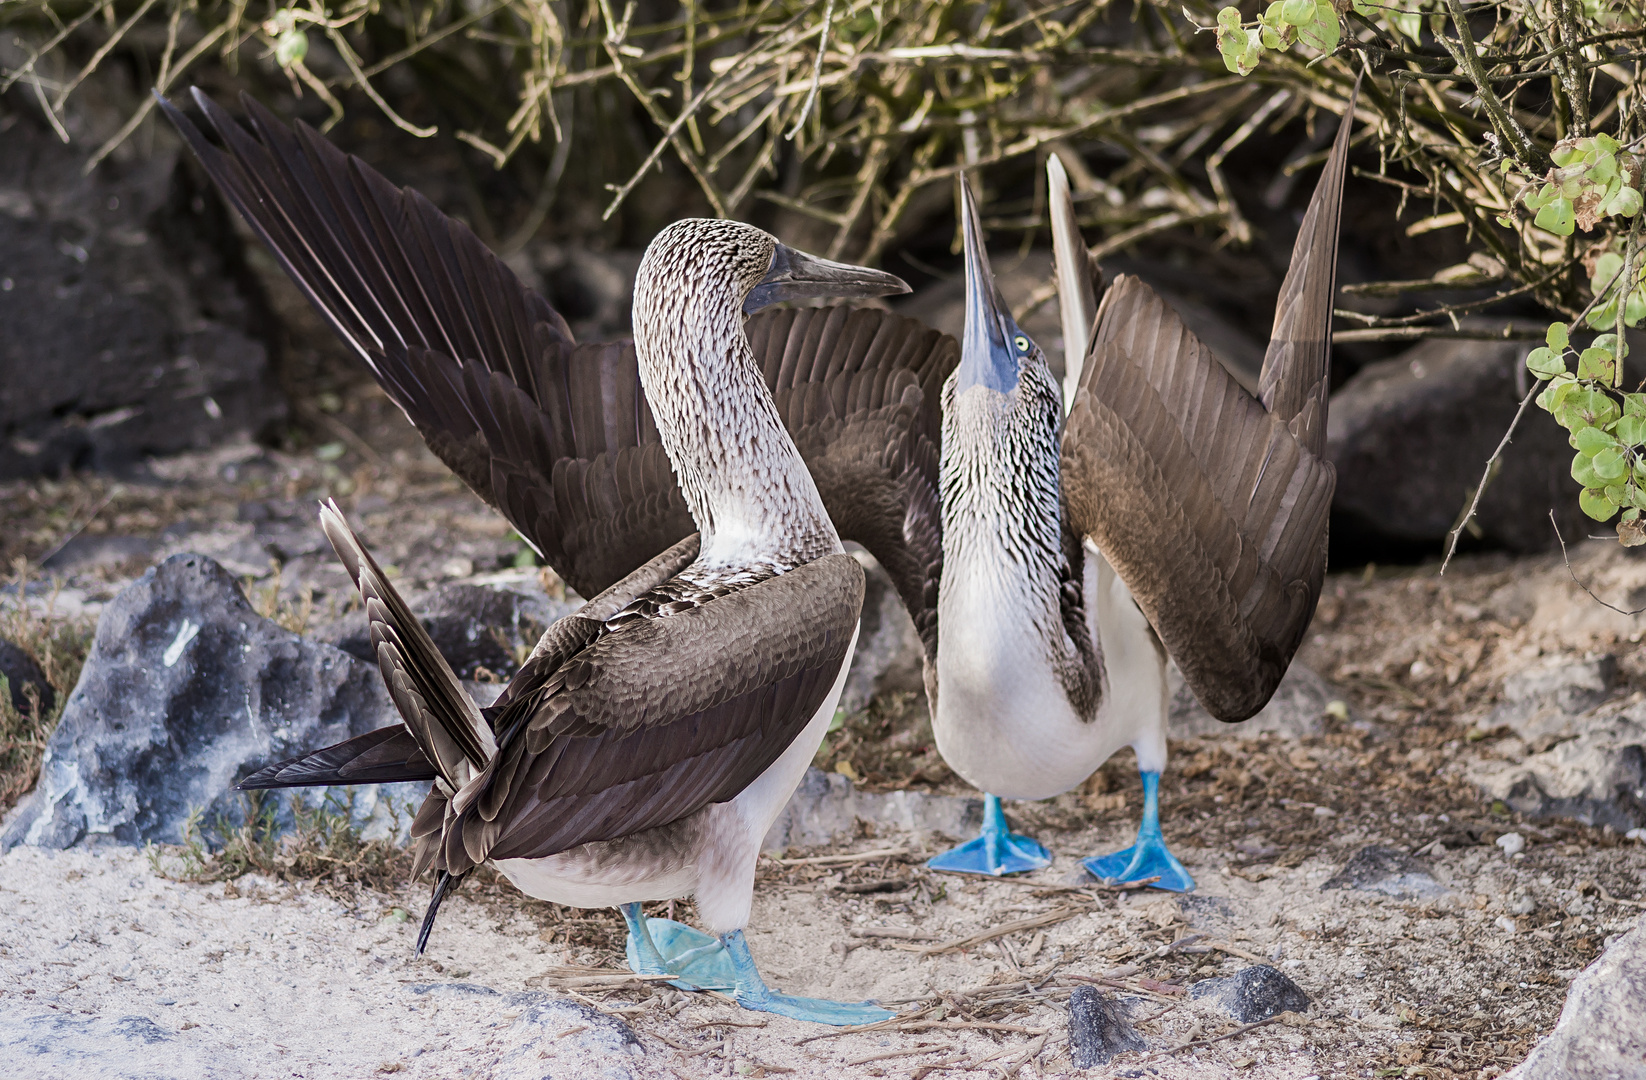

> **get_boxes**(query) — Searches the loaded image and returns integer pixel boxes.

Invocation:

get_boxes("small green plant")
[1215,0,1343,75]
[1513,135,1644,239]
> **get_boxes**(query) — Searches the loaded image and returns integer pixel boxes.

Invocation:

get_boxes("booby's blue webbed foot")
[926,793,1052,876]
[720,930,893,1026]
[621,903,737,991]
[1080,771,1195,893]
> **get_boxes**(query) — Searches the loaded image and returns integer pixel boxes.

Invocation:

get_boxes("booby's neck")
[938,360,1091,689]
[632,263,840,572]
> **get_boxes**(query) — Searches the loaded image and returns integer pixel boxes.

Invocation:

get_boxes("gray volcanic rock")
[762,767,981,852]
[1470,704,1646,831]
[1322,845,1452,901]
[1170,661,1339,739]
[0,82,284,479]
[1189,965,1310,1023]
[1068,986,1146,1067]
[317,580,575,681]
[1,554,412,852]
[1502,915,1646,1080]
[837,555,927,716]
[1488,654,1618,741]
[1327,335,1582,553]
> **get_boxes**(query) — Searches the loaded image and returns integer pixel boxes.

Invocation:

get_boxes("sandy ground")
[4,793,1643,1080]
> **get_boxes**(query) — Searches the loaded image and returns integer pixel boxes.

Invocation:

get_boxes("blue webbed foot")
[721,930,892,1026]
[927,793,1051,877]
[1081,770,1195,892]
[621,904,737,991]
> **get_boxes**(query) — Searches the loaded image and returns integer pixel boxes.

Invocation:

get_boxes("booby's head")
[635,218,909,323]
[956,175,1046,396]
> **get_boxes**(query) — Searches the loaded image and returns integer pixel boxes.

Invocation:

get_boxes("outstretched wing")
[161,91,953,642]
[158,89,691,598]
[1059,93,1353,722]
[749,307,952,661]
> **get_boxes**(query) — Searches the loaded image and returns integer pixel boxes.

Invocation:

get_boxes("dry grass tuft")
[149,790,414,895]
[0,561,95,810]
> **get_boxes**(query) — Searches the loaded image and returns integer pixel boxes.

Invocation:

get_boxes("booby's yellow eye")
[1013,335,1030,353]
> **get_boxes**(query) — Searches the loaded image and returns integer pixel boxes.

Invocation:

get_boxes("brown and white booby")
[922,93,1353,885]
[158,91,932,1024]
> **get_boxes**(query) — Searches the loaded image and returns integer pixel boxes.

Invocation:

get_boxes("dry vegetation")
[0,562,94,811]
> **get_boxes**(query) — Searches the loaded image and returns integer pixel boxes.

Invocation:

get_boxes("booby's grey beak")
[743,244,910,314]
[956,175,1023,394]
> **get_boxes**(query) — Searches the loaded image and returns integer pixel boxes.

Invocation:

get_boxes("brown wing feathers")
[1062,96,1352,722]
[1258,80,1359,456]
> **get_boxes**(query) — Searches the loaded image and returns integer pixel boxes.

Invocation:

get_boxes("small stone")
[1068,986,1145,1067]
[1496,832,1526,857]
[1188,965,1310,1024]
[1497,916,1520,935]
[1321,845,1451,901]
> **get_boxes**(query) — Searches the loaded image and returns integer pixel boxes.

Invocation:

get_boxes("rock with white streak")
[1501,915,1646,1080]
[0,554,415,852]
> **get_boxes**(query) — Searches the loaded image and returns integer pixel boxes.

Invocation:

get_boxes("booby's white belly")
[933,541,1166,800]
[494,624,859,932]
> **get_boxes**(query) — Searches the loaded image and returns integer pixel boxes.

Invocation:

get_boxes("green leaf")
[1594,333,1629,358]
[1496,213,1516,229]
[1535,197,1576,236]
[1391,8,1421,40]
[1573,452,1605,487]
[1580,488,1620,521]
[275,28,308,67]
[1593,251,1626,288]
[1595,133,1621,155]
[1574,425,1615,455]
[1526,346,1567,379]
[1609,186,1644,218]
[1588,296,1621,330]
[1627,288,1646,326]
[1615,414,1646,445]
[1578,347,1617,382]
[1594,446,1629,480]
[1547,322,1570,350]
[1625,392,1646,418]
[1552,143,1582,168]
[1297,3,1340,51]
[1591,153,1619,185]
[1537,374,1578,413]
[1281,0,1314,23]
[1524,183,1555,211]
[1218,5,1245,28]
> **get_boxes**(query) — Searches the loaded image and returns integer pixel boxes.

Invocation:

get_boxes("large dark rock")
[0,80,285,479]
[1327,335,1583,555]
[1068,986,1146,1067]
[0,638,55,716]
[1188,965,1310,1023]
[1,554,410,851]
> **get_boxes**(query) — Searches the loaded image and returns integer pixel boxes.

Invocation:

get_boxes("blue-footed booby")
[159,90,937,1024]
[924,92,1354,886]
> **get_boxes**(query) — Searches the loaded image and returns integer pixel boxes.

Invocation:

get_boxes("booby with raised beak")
[924,92,1353,887]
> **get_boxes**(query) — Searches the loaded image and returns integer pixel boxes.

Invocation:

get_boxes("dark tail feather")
[238,726,438,790]
[417,870,463,954]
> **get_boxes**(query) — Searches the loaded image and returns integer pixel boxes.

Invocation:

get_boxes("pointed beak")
[957,175,1019,394]
[743,244,910,314]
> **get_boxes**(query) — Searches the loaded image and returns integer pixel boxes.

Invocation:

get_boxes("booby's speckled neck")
[632,221,841,572]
